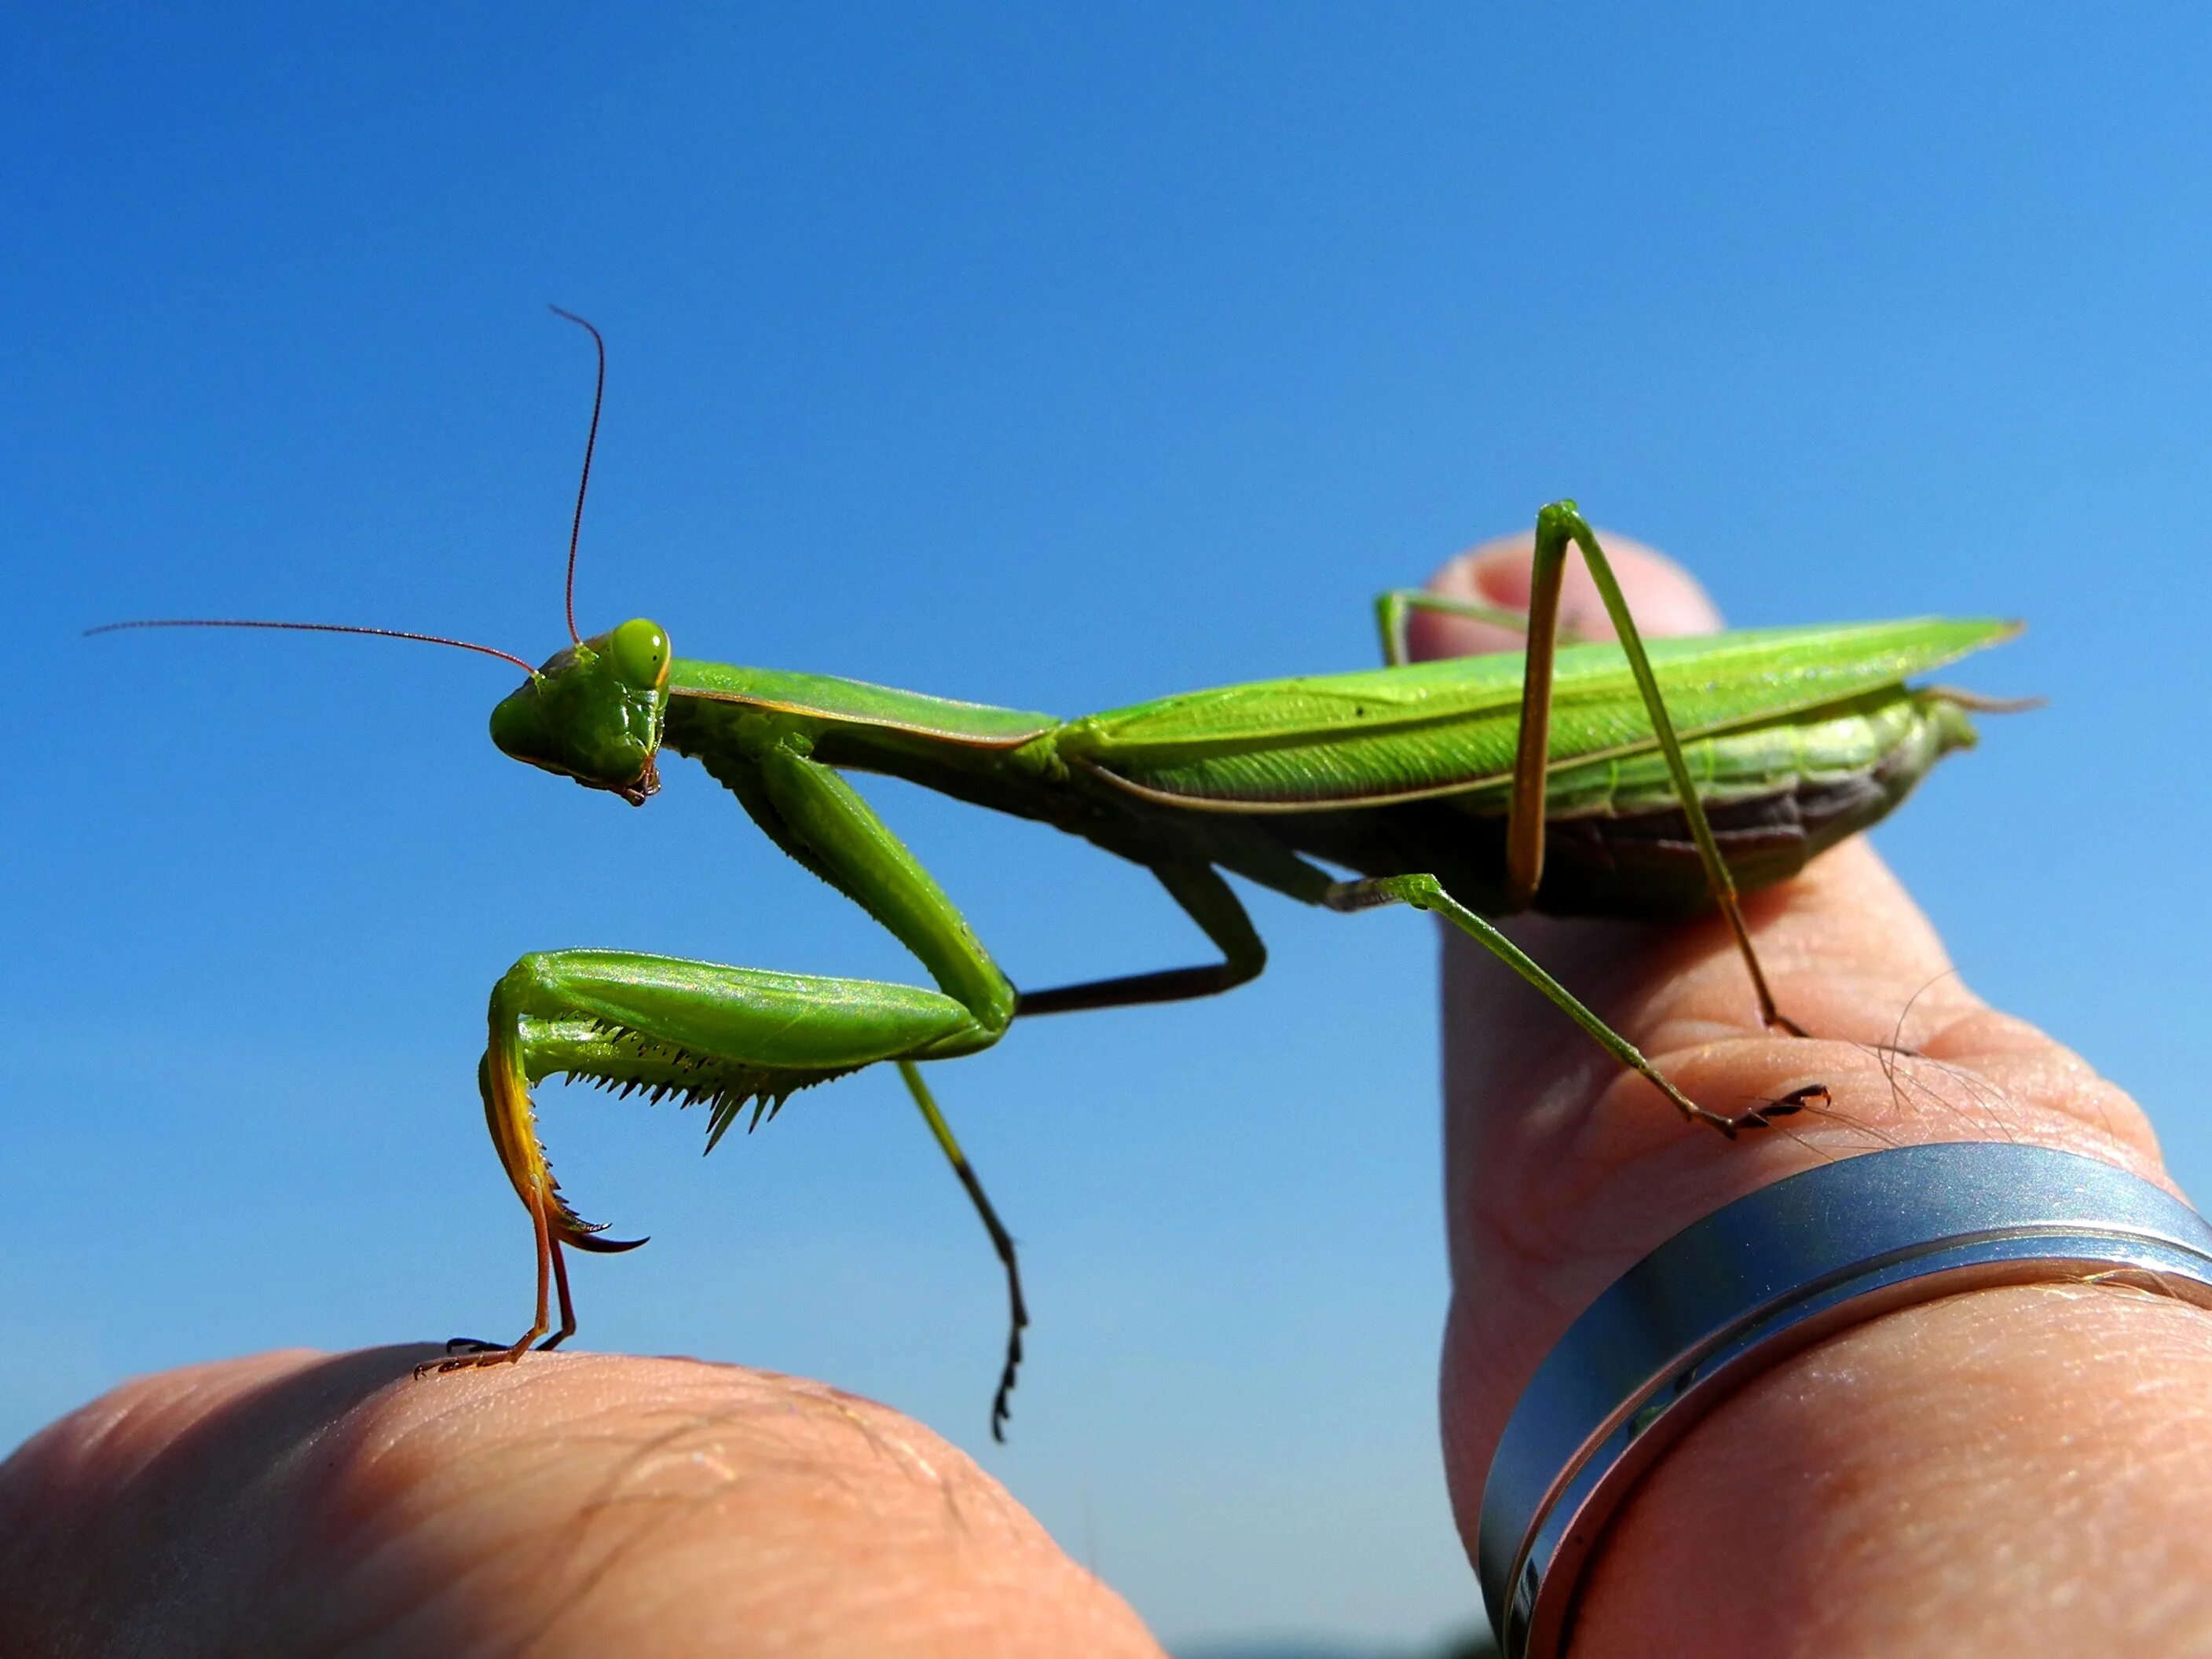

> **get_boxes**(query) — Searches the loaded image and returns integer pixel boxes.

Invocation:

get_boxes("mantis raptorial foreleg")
[440,734,1038,1434]
[1375,503,1804,1036]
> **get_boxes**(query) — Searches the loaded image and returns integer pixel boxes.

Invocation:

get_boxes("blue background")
[7,7,2211,1652]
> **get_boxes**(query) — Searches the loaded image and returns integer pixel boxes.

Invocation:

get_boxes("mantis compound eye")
[609,617,671,689]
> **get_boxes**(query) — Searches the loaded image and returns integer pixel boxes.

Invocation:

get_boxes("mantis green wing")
[1057,617,2013,810]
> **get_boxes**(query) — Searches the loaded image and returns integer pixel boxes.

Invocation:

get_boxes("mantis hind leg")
[1372,582,1613,666]
[1374,588,1532,666]
[1507,502,1804,1035]
[1324,872,1827,1137]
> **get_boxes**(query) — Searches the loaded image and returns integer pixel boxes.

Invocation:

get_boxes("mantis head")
[90,309,677,803]
[490,617,672,806]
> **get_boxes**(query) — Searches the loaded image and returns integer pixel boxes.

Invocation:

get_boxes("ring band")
[1476,1141,2212,1658]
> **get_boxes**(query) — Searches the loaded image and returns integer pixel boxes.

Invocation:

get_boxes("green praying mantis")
[94,311,2020,1440]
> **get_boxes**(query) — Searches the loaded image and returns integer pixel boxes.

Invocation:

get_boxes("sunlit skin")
[10,537,2207,1657]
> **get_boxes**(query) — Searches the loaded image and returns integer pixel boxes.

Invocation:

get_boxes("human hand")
[1415,533,2212,1654]
[12,533,2207,1658]
[0,1345,1163,1656]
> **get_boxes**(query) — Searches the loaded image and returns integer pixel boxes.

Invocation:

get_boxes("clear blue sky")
[9,7,2212,1651]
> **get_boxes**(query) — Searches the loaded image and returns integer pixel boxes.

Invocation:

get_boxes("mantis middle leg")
[1016,861,1265,1016]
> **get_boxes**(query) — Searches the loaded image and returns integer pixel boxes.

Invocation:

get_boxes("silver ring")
[1477,1141,2212,1657]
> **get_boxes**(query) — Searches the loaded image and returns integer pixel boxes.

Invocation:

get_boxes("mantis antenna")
[547,304,606,647]
[82,617,538,675]
[87,306,621,672]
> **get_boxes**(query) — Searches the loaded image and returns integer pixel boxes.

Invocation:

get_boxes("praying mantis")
[94,312,2019,1440]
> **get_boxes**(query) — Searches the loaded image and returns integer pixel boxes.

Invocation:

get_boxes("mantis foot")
[414,1336,536,1379]
[1679,1082,1831,1140]
[417,1331,575,1378]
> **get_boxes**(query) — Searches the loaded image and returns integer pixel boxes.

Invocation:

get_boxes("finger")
[0,1348,1163,1658]
[1405,534,2163,1555]
[1406,530,1719,659]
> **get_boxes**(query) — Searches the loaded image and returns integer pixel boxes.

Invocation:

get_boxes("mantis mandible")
[93,311,2019,1440]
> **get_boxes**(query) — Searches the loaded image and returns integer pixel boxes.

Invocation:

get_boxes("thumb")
[1407,529,1721,661]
